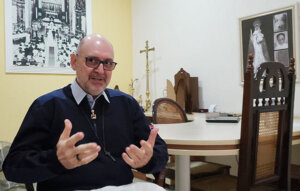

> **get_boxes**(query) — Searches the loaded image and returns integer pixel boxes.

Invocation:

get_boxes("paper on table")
[89,182,166,191]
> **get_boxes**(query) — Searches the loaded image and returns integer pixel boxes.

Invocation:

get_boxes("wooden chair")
[238,56,296,190]
[152,97,231,188]
[191,55,296,191]
[174,68,199,113]
[152,97,188,124]
[174,68,191,113]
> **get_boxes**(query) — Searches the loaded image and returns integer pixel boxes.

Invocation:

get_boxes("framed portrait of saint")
[5,0,92,74]
[239,5,297,82]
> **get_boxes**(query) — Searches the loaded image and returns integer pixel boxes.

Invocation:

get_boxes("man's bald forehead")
[76,34,113,54]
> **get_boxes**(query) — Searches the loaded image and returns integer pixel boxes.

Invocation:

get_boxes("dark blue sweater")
[3,85,168,191]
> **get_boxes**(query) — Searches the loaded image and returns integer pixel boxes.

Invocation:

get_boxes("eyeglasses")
[83,56,117,71]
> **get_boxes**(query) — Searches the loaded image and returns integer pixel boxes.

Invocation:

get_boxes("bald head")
[71,34,115,97]
[76,34,114,58]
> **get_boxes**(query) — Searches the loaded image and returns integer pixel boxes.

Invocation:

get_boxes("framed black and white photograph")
[5,0,92,74]
[239,6,297,82]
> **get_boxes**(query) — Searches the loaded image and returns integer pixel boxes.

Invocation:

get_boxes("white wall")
[132,0,300,115]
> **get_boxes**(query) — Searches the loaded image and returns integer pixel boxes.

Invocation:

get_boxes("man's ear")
[70,54,77,70]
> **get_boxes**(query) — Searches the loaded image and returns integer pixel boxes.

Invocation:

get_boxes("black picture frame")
[240,6,296,82]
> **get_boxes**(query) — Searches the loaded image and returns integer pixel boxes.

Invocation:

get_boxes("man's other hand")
[122,127,158,168]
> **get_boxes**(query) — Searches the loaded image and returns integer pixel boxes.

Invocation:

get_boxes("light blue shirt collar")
[71,79,110,108]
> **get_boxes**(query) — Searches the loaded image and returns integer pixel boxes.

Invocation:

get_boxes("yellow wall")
[0,0,132,142]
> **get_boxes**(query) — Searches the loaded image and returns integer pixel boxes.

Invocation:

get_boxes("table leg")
[175,155,190,191]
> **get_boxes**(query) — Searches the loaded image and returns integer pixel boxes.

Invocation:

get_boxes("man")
[3,34,168,191]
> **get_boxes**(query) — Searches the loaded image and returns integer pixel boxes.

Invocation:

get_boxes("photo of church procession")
[6,0,89,73]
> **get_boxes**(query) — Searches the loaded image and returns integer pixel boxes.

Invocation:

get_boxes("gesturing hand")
[122,127,159,168]
[56,119,101,169]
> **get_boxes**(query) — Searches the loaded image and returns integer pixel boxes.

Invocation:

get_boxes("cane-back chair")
[152,98,230,188]
[152,97,188,124]
[191,55,296,191]
[237,56,296,190]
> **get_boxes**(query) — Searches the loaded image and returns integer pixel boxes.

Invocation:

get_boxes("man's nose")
[94,63,105,73]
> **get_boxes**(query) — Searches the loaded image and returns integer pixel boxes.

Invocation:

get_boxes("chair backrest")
[174,68,191,112]
[152,98,188,124]
[237,55,296,191]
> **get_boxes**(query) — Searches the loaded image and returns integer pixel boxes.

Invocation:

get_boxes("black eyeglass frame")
[77,55,117,71]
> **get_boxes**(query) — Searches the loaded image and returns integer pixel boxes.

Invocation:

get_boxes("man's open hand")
[56,119,101,169]
[122,127,158,168]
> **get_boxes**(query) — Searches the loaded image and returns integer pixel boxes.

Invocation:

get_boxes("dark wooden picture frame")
[239,6,296,82]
